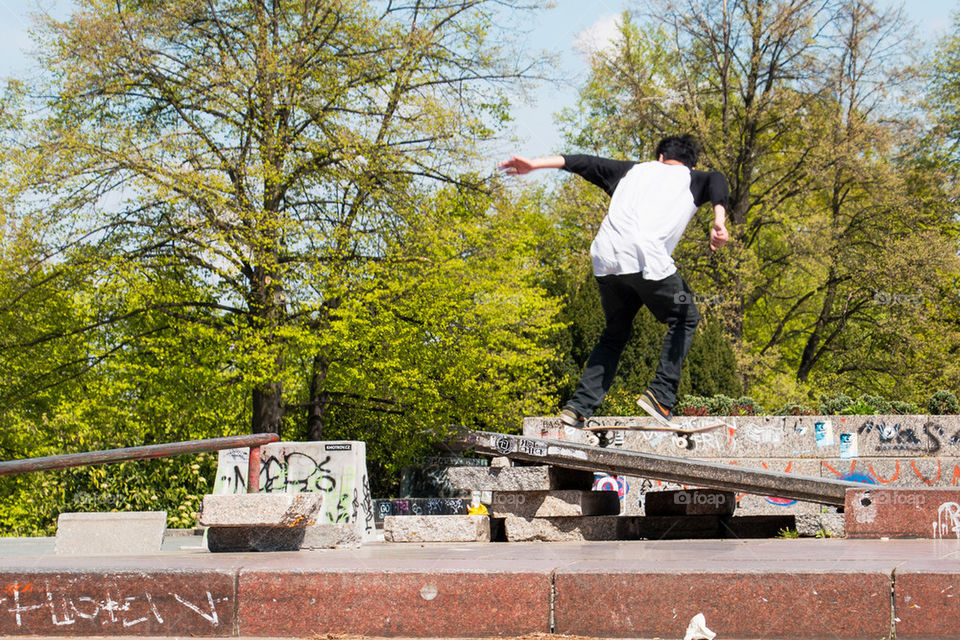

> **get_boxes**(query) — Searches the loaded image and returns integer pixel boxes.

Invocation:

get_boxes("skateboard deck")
[583,422,724,434]
[583,420,725,449]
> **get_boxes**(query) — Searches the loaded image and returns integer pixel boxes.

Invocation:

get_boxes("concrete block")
[214,440,376,540]
[383,515,490,543]
[206,526,306,552]
[301,523,363,549]
[198,492,323,527]
[488,490,620,517]
[503,515,619,542]
[374,497,469,524]
[617,515,795,540]
[446,465,594,492]
[259,441,375,539]
[55,511,167,556]
[644,489,736,516]
[795,512,845,537]
[845,487,960,538]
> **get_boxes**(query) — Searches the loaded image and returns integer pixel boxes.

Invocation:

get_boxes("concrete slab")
[54,511,167,556]
[445,465,595,491]
[206,525,307,552]
[488,490,620,517]
[643,489,737,516]
[300,522,363,549]
[198,492,323,527]
[383,515,491,543]
[503,515,619,542]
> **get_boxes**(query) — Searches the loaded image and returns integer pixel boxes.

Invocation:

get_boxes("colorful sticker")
[814,420,835,447]
[839,432,859,459]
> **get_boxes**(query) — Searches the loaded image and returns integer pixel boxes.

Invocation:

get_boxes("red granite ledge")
[237,570,551,637]
[893,560,960,639]
[555,571,891,640]
[845,487,960,539]
[0,570,236,637]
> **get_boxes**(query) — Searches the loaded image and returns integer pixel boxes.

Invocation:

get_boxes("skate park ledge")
[2,535,960,640]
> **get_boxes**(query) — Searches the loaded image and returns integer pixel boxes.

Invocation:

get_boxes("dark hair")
[655,134,700,168]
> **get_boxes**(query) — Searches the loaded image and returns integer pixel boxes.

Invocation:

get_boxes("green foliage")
[555,1,960,403]
[818,393,854,415]
[675,394,760,417]
[0,0,560,533]
[928,390,960,415]
[774,402,816,416]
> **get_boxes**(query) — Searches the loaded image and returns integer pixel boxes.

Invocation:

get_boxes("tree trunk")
[306,354,329,441]
[797,273,837,382]
[252,381,283,435]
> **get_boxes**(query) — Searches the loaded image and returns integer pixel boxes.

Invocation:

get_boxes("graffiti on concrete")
[933,502,960,539]
[0,583,226,632]
[592,473,630,500]
[857,420,946,454]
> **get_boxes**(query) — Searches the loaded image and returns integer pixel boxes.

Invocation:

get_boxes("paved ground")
[3,534,960,639]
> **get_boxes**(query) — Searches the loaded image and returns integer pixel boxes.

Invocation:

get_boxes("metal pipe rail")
[461,430,860,506]
[0,433,279,492]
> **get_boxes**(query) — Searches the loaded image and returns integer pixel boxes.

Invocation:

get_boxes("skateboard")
[583,420,726,450]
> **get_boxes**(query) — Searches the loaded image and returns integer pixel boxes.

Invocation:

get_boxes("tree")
[8,0,549,436]
[554,0,960,404]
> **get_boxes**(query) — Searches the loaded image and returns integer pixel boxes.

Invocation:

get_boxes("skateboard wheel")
[674,434,694,450]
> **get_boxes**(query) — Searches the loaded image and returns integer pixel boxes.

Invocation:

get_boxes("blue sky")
[1,0,956,158]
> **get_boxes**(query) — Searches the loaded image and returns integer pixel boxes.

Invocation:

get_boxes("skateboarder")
[499,135,730,428]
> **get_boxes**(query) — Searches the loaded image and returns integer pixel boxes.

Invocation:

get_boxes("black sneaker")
[636,389,675,426]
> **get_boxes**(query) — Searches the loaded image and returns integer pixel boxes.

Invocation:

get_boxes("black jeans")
[567,271,700,418]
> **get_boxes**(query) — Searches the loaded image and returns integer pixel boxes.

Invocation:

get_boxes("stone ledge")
[504,515,619,542]
[446,465,595,492]
[845,487,960,538]
[198,492,323,527]
[55,511,167,556]
[383,515,491,543]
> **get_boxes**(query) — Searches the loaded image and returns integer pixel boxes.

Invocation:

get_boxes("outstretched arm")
[498,155,565,175]
[710,204,729,251]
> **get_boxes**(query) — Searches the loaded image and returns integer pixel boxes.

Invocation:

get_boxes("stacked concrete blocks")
[524,414,960,536]
[446,462,622,542]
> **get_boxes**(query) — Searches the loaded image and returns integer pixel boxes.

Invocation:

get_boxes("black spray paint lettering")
[261,452,337,494]
[857,420,943,454]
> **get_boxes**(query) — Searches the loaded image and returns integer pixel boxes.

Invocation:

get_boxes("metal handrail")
[0,433,279,492]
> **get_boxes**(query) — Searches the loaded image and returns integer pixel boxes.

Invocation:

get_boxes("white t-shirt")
[562,155,729,280]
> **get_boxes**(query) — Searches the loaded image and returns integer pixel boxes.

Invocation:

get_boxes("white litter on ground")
[684,612,717,640]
